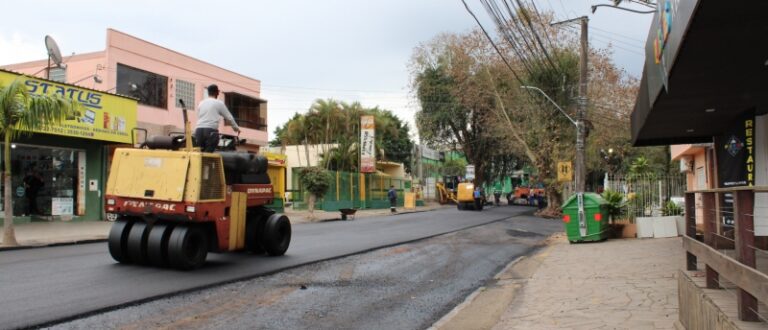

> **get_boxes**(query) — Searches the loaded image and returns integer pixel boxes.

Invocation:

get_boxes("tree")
[276,99,414,173]
[412,4,643,212]
[411,32,512,186]
[299,166,331,219]
[0,78,77,246]
[269,124,285,147]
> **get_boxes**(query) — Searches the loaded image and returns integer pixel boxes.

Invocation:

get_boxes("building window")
[224,92,268,132]
[175,79,195,109]
[116,63,168,109]
[49,67,66,83]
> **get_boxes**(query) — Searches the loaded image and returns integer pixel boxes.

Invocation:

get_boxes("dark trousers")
[26,192,39,215]
[390,198,397,212]
[194,128,219,152]
[474,197,482,210]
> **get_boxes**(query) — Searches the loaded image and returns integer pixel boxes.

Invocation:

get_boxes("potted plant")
[601,190,634,238]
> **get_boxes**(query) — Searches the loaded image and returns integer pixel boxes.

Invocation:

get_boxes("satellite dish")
[45,35,63,67]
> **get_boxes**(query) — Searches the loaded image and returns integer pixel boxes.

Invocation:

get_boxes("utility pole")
[576,16,588,194]
[549,15,588,237]
[550,15,588,194]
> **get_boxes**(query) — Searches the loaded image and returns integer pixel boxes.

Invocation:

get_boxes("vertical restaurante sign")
[360,115,375,173]
[716,110,755,187]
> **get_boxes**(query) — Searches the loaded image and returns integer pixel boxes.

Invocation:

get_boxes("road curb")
[427,255,526,330]
[0,206,451,252]
[0,238,107,252]
[428,232,560,330]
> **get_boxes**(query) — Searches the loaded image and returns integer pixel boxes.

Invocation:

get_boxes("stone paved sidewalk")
[493,235,681,330]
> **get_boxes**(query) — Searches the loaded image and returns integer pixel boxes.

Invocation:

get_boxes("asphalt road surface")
[0,206,557,329]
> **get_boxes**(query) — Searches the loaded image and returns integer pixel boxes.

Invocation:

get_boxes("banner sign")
[716,110,755,188]
[465,165,475,180]
[360,115,376,173]
[715,110,755,227]
[0,70,137,144]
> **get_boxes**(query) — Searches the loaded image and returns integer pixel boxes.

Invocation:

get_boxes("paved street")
[0,206,539,329]
[45,214,561,329]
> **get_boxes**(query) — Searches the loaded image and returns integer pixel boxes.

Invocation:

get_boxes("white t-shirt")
[195,97,240,130]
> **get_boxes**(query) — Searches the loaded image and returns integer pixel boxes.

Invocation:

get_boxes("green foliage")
[662,200,683,216]
[443,158,468,177]
[269,124,285,147]
[276,99,414,173]
[299,166,331,198]
[629,156,652,176]
[601,190,625,220]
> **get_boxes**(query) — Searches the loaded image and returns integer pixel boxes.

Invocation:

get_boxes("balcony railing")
[684,187,768,322]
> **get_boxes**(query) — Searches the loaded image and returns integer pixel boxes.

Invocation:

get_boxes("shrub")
[601,190,625,222]
[299,166,331,199]
[662,200,683,216]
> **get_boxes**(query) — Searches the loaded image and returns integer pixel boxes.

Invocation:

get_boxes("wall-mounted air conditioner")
[679,156,693,173]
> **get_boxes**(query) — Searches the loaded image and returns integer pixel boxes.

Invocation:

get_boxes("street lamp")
[522,85,588,236]
[520,86,576,126]
[591,4,655,14]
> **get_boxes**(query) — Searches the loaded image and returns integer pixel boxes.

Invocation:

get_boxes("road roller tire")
[168,225,208,270]
[245,211,267,254]
[147,223,174,267]
[126,222,150,265]
[108,218,133,264]
[262,214,291,256]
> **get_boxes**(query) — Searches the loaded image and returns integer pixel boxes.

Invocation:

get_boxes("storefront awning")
[631,0,768,146]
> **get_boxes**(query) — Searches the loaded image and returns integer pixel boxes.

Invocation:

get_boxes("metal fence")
[562,173,687,221]
[290,168,411,211]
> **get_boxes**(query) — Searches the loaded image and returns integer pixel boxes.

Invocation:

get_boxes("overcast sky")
[0,0,653,142]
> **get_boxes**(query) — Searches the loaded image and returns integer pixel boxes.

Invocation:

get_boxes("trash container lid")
[562,192,607,210]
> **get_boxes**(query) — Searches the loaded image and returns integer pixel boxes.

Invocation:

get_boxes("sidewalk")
[435,234,683,330]
[0,202,448,249]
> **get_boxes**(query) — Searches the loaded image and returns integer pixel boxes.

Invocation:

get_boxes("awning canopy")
[631,0,768,146]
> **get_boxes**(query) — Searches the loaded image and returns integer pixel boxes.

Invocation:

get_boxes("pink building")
[4,29,268,150]
[670,144,714,232]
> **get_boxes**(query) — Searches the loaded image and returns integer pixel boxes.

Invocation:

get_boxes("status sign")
[0,71,137,144]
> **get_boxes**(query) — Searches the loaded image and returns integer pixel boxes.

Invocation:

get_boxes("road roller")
[104,100,290,270]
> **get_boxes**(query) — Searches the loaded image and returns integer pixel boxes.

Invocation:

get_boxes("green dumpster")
[561,193,610,243]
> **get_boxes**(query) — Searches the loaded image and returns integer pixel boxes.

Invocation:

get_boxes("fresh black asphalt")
[0,206,545,329]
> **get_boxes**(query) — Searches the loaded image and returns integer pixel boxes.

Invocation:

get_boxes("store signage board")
[0,71,137,144]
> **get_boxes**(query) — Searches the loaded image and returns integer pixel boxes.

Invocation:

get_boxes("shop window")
[116,63,168,109]
[175,79,195,109]
[0,144,80,217]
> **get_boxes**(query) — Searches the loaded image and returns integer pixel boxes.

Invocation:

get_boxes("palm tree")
[0,78,78,246]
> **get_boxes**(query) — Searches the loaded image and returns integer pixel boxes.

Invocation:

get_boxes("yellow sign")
[0,71,137,143]
[557,161,573,182]
[263,152,287,167]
